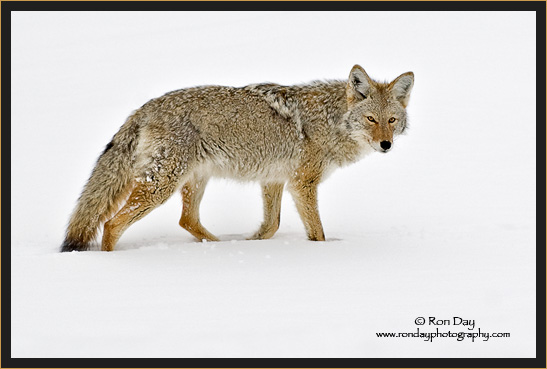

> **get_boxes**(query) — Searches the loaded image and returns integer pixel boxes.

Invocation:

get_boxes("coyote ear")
[347,64,372,105]
[390,72,414,108]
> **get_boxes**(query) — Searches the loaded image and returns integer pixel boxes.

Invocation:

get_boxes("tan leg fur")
[248,182,284,240]
[102,181,177,251]
[179,177,219,242]
[288,153,326,241]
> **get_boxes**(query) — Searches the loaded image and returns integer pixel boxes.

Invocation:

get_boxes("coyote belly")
[61,65,414,251]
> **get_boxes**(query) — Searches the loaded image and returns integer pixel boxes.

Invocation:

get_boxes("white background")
[11,11,536,358]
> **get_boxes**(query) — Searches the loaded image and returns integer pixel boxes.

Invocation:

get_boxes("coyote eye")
[367,116,376,123]
[389,117,396,123]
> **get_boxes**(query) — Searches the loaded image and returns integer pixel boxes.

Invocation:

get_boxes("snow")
[10,11,536,358]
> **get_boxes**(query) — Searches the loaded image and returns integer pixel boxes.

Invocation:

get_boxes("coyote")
[61,65,414,252]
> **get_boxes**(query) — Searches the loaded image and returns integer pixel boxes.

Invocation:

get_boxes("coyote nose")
[380,141,391,150]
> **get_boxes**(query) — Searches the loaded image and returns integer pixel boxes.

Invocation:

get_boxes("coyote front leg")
[288,176,325,241]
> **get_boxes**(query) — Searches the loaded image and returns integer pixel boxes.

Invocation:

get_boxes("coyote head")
[344,65,414,153]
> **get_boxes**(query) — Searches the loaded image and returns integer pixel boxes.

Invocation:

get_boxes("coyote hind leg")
[248,182,284,240]
[179,177,219,242]
[102,179,179,251]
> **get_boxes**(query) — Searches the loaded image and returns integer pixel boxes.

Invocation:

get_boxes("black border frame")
[2,1,545,368]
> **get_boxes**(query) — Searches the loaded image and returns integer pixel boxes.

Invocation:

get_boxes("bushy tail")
[60,114,142,252]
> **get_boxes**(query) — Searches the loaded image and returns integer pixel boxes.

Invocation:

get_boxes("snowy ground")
[10,11,537,358]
